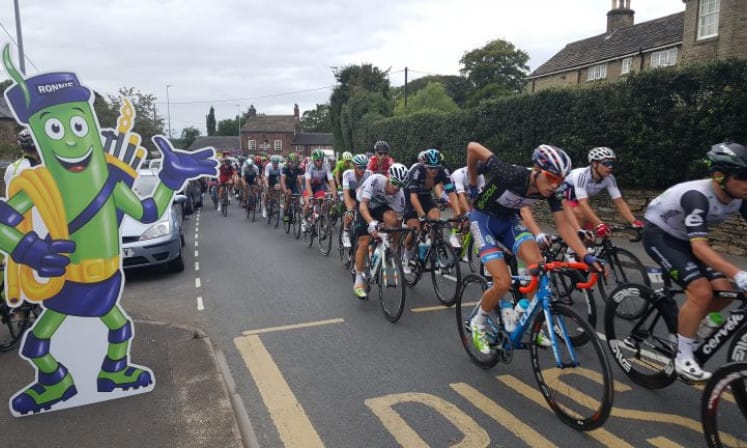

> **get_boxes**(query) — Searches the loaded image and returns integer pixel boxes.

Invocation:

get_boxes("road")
[121,204,724,447]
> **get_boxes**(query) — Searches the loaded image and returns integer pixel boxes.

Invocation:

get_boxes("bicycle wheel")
[273,199,281,228]
[246,193,256,221]
[530,304,614,431]
[702,362,747,448]
[465,235,478,274]
[397,232,421,288]
[726,325,747,413]
[0,303,31,352]
[266,199,273,224]
[431,240,461,307]
[455,274,501,369]
[283,201,292,234]
[549,270,597,331]
[338,224,354,269]
[604,283,678,389]
[303,217,314,248]
[318,212,333,256]
[221,191,229,217]
[598,247,651,304]
[292,205,302,240]
[377,248,406,322]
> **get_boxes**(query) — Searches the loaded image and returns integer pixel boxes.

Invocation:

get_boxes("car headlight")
[139,220,171,241]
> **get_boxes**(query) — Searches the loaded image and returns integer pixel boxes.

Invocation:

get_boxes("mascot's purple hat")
[5,72,91,123]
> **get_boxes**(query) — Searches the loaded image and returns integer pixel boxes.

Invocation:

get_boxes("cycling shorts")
[304,184,328,198]
[468,209,534,264]
[642,220,726,287]
[404,193,437,221]
[219,177,232,186]
[354,206,394,239]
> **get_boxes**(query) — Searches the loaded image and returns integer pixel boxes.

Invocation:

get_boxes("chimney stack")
[607,0,634,33]
[293,104,299,118]
[248,105,256,118]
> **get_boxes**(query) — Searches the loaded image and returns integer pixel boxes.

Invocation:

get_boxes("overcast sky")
[1,0,684,137]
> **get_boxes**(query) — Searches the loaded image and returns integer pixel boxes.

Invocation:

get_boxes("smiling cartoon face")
[26,101,106,183]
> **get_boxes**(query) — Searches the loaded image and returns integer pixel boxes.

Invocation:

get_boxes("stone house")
[527,0,747,92]
[240,104,333,159]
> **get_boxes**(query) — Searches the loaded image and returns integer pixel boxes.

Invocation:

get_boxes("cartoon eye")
[70,116,89,137]
[44,118,64,140]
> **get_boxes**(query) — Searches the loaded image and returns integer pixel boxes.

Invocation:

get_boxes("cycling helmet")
[352,154,368,168]
[312,149,325,161]
[707,142,747,175]
[342,151,353,161]
[270,155,281,164]
[287,153,298,163]
[246,158,254,166]
[17,129,35,152]
[373,140,390,153]
[388,163,409,184]
[532,144,572,178]
[417,151,426,163]
[588,146,616,163]
[423,148,441,167]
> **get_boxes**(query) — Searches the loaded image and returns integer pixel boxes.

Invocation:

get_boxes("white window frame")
[273,139,282,152]
[697,0,720,40]
[586,63,607,82]
[650,48,678,68]
[621,57,633,75]
[248,139,256,151]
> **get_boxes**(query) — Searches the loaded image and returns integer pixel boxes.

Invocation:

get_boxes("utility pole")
[404,67,408,109]
[166,84,173,139]
[13,0,25,75]
[236,104,241,153]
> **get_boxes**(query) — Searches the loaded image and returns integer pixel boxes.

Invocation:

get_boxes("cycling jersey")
[218,163,235,183]
[450,167,485,194]
[305,161,333,187]
[241,163,259,183]
[406,165,455,195]
[473,161,564,217]
[282,165,303,192]
[333,160,353,182]
[644,179,747,241]
[367,155,394,175]
[341,168,372,193]
[264,163,283,187]
[357,173,405,213]
[563,167,621,202]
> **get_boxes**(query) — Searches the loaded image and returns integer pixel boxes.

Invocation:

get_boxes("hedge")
[354,59,747,188]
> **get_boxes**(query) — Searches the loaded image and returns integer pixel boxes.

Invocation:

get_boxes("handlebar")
[608,225,643,243]
[518,261,599,295]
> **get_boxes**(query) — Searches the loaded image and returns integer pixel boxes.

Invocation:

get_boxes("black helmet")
[17,129,36,152]
[707,142,747,175]
[373,140,390,153]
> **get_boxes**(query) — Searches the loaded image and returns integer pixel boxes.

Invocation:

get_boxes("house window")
[586,63,607,81]
[697,0,720,40]
[274,140,282,152]
[621,57,633,75]
[248,140,256,151]
[295,145,304,152]
[650,48,678,68]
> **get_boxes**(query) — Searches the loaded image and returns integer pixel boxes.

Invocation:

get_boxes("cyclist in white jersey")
[563,147,642,241]
[451,165,485,216]
[4,129,40,190]
[643,142,747,381]
[340,154,372,248]
[303,149,336,232]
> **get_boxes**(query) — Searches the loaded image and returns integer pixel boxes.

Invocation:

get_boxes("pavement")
[0,319,246,448]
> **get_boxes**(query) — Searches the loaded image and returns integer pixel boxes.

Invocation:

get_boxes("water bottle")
[418,236,431,262]
[500,299,516,332]
[697,312,724,340]
[517,261,529,286]
[514,298,530,325]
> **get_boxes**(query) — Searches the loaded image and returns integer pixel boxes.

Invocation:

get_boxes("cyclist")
[302,149,336,232]
[409,150,426,172]
[400,148,459,273]
[340,154,373,248]
[334,151,354,187]
[352,163,409,299]
[465,142,601,354]
[281,153,304,221]
[642,142,747,381]
[241,157,260,208]
[562,147,643,244]
[367,140,395,175]
[451,164,486,217]
[263,155,283,218]
[217,154,236,213]
[4,129,41,190]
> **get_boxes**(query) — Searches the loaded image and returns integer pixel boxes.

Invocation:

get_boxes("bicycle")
[456,261,613,431]
[604,274,747,389]
[591,225,651,301]
[354,227,407,322]
[303,196,333,255]
[283,194,303,239]
[209,182,218,209]
[338,210,357,270]
[398,218,462,307]
[701,361,747,447]
[245,184,257,222]
[457,228,478,274]
[0,267,41,352]
[220,183,230,217]
[264,188,281,228]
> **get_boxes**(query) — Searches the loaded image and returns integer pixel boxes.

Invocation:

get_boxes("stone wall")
[533,188,747,256]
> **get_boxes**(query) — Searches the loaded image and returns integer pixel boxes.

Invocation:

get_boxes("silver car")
[121,169,186,272]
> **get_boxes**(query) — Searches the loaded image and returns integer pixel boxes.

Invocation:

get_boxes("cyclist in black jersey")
[465,141,601,354]
[643,142,747,381]
[281,153,303,221]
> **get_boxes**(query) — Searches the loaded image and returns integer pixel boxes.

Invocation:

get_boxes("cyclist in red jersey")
[367,140,394,175]
[217,154,236,212]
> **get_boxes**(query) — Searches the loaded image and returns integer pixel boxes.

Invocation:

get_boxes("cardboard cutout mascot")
[0,44,217,416]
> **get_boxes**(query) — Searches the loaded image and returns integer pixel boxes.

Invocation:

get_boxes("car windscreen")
[133,175,158,196]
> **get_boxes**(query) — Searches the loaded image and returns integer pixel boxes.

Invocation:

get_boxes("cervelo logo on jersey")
[684,208,705,227]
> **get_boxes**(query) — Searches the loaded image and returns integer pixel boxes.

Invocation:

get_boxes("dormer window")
[698,0,720,40]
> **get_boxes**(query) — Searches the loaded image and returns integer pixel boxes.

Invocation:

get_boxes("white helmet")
[388,163,409,184]
[532,144,572,178]
[588,147,616,163]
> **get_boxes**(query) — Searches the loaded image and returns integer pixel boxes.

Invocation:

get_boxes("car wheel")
[166,251,185,273]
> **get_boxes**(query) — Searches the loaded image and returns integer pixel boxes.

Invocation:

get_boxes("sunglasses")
[377,151,387,155]
[599,160,615,168]
[425,165,440,170]
[390,179,405,188]
[354,165,366,170]
[542,170,565,184]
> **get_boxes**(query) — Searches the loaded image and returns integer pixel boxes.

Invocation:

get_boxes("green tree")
[329,64,392,150]
[180,126,200,148]
[460,38,529,106]
[216,117,240,136]
[301,104,331,132]
[394,81,459,115]
[206,106,216,136]
[340,92,391,150]
[394,75,471,108]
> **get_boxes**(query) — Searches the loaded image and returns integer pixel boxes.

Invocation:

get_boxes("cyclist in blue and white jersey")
[263,155,283,218]
[643,142,747,381]
[562,146,642,243]
[352,163,409,299]
[340,154,372,248]
[466,142,601,354]
[303,149,336,232]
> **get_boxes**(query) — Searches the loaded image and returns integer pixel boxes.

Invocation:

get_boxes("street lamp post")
[236,104,241,153]
[13,0,25,75]
[166,84,173,139]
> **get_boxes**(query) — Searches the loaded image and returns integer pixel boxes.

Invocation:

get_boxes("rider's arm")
[612,197,638,224]
[683,190,740,278]
[551,207,589,257]
[466,142,493,186]
[519,206,543,236]
[562,198,584,231]
[410,192,426,219]
[359,199,374,224]
[280,174,288,194]
[575,198,603,227]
